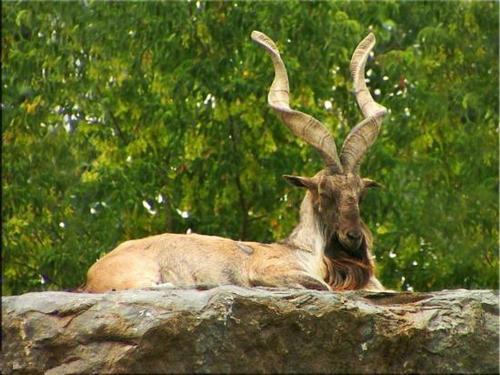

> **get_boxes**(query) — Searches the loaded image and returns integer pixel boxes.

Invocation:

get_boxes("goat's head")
[252,31,387,258]
[282,172,381,258]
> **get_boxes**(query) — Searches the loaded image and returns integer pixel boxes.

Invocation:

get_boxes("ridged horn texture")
[251,30,343,174]
[340,33,388,173]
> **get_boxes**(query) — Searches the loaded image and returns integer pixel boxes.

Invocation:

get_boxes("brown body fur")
[83,233,334,293]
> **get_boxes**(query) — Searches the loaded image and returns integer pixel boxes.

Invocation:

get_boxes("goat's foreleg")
[249,263,330,291]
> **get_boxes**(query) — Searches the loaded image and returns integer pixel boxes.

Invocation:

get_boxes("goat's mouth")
[326,233,365,260]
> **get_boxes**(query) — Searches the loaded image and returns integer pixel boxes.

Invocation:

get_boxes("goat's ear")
[283,175,317,190]
[362,178,384,189]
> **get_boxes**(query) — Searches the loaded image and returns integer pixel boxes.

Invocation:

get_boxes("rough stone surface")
[1,286,498,374]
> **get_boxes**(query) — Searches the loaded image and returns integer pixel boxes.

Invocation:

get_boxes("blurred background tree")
[2,1,498,295]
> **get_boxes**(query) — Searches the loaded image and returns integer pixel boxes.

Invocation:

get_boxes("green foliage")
[3,1,498,295]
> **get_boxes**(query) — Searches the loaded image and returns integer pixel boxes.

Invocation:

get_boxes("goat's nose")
[347,230,362,240]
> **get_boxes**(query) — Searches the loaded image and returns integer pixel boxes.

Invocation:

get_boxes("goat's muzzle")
[337,230,364,259]
[326,231,365,259]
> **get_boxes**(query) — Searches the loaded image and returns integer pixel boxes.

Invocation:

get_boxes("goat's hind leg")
[84,253,162,293]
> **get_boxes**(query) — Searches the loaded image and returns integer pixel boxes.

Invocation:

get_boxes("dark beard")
[325,233,366,261]
[322,233,372,290]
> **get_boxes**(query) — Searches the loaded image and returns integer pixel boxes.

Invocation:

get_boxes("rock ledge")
[1,287,498,373]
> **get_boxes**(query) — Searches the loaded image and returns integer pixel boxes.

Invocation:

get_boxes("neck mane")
[284,192,374,290]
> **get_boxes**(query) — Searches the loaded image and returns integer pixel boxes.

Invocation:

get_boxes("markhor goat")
[82,31,388,293]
